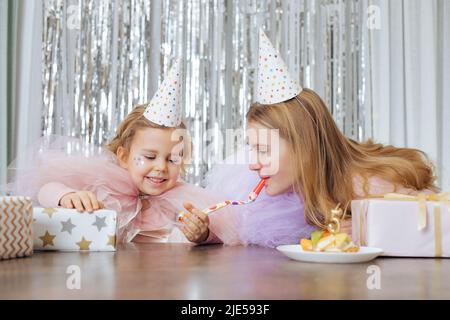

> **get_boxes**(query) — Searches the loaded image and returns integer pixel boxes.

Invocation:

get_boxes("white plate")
[276,245,383,264]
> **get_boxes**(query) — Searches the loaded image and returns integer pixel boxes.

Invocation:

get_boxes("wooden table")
[1,243,449,299]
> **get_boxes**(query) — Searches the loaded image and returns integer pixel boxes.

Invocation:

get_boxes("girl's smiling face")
[117,127,184,196]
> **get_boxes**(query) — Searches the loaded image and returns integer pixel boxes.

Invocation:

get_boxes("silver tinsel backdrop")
[42,0,373,185]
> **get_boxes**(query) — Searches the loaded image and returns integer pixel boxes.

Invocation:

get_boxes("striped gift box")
[0,196,34,260]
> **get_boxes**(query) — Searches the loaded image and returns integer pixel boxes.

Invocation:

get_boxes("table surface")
[1,243,449,299]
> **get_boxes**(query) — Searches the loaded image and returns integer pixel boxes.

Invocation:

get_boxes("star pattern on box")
[60,218,76,234]
[107,235,116,247]
[92,215,107,232]
[39,230,56,247]
[144,58,183,127]
[76,236,92,250]
[33,209,117,251]
[255,30,302,104]
[42,207,57,218]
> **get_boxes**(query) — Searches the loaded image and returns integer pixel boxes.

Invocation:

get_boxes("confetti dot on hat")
[255,30,302,104]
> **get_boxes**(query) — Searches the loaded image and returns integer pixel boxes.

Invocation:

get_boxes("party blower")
[177,178,266,221]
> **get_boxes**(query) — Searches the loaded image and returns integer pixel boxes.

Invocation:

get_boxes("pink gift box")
[352,198,450,257]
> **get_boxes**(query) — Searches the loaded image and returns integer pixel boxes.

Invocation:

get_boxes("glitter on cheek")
[132,156,145,167]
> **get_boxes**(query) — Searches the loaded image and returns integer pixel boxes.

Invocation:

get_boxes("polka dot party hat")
[256,30,302,104]
[144,59,183,127]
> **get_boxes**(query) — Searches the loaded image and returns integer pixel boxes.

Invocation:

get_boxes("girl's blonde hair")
[246,88,438,228]
[106,105,190,171]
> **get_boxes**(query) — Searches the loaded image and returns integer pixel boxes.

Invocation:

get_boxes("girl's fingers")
[199,224,209,235]
[183,213,210,243]
[87,192,100,210]
[60,192,104,212]
[60,197,67,208]
[184,211,198,224]
[187,211,208,230]
[70,198,78,210]
[181,214,209,242]
[195,210,209,224]
[183,202,204,215]
[183,203,209,224]
[187,211,206,227]
[71,196,84,212]
[68,198,76,209]
[182,226,195,242]
[183,202,195,211]
[78,192,93,212]
[183,214,201,235]
[62,197,74,209]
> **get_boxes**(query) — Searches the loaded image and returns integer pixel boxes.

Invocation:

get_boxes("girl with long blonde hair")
[179,31,437,247]
[245,88,437,230]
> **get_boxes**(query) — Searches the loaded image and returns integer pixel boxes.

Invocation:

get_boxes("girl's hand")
[180,202,210,243]
[59,191,104,213]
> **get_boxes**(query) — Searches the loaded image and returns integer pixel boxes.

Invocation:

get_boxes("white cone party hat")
[144,59,183,127]
[255,30,302,104]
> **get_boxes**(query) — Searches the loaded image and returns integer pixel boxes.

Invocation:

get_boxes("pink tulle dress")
[4,135,239,243]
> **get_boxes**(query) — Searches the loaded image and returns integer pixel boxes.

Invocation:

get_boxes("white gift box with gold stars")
[33,207,117,251]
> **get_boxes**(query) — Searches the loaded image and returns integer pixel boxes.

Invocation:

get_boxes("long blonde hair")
[246,88,438,228]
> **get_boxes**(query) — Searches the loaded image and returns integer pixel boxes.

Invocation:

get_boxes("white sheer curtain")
[370,0,450,190]
[14,0,43,171]
[0,0,42,187]
[0,0,8,185]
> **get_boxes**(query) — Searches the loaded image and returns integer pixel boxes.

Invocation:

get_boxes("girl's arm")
[37,182,76,208]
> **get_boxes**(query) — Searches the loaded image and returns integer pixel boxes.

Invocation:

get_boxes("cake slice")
[300,230,359,253]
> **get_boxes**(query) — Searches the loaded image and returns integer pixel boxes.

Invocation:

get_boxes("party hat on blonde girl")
[144,59,183,127]
[256,30,302,104]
